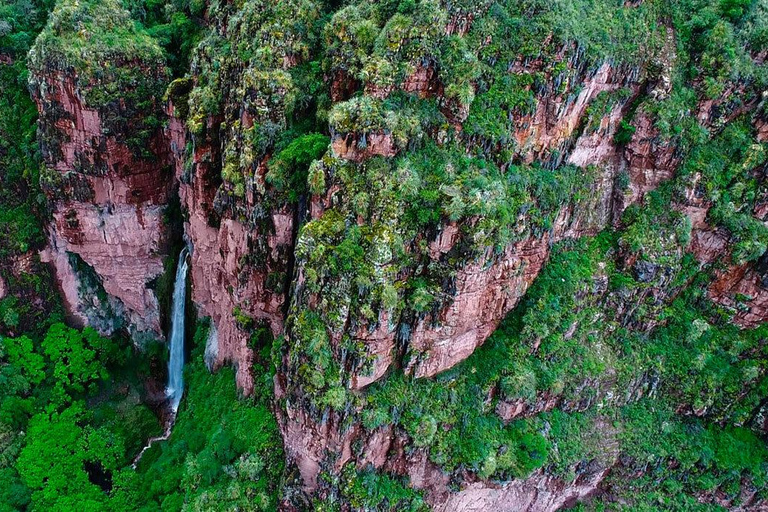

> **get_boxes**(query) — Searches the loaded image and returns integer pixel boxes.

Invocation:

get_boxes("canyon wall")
[28,0,768,509]
[29,3,174,342]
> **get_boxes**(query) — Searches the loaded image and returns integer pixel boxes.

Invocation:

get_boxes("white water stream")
[166,246,189,412]
[132,246,188,468]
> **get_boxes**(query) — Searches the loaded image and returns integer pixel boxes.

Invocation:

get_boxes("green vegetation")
[325,465,427,512]
[0,0,49,258]
[270,6,768,506]
[267,133,330,202]
[0,317,285,511]
[126,0,205,77]
[287,133,597,407]
[186,0,327,202]
[29,0,164,70]
[0,0,65,336]
[356,226,768,502]
[29,0,170,157]
[681,121,768,263]
[113,321,285,511]
[0,321,158,510]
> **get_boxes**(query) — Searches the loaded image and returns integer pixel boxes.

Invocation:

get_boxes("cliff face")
[168,1,768,508]
[170,0,321,390]
[28,0,768,509]
[29,0,173,341]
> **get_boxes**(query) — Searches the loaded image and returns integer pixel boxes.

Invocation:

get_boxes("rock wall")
[28,0,768,509]
[180,154,294,390]
[30,64,174,341]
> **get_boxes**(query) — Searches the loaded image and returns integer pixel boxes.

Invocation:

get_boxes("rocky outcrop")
[511,61,636,166]
[710,262,768,329]
[331,132,398,161]
[428,465,612,512]
[621,107,679,207]
[183,191,294,390]
[405,234,552,379]
[364,431,617,512]
[30,61,174,341]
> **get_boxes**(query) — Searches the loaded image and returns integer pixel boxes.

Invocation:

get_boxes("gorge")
[1,0,768,510]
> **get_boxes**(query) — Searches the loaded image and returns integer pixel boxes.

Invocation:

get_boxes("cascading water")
[166,246,189,411]
[132,246,188,467]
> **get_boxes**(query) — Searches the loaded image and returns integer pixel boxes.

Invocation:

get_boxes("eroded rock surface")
[30,61,173,341]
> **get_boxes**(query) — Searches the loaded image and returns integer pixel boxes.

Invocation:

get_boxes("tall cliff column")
[174,0,325,392]
[28,0,173,342]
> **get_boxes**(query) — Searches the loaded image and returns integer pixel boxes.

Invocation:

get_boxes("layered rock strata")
[29,3,173,341]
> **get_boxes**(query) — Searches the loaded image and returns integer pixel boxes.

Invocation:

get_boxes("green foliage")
[127,0,205,77]
[719,0,756,22]
[464,73,536,147]
[328,96,400,135]
[267,133,330,202]
[186,0,325,194]
[116,321,285,510]
[363,370,551,478]
[337,464,428,511]
[0,336,44,429]
[0,206,43,258]
[613,119,636,145]
[359,218,768,500]
[0,1,50,261]
[0,319,171,510]
[584,89,633,134]
[16,404,121,511]
[42,323,120,402]
[2,316,285,511]
[29,0,165,75]
[675,120,768,263]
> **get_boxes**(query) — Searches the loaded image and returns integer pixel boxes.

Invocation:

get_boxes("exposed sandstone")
[45,203,166,334]
[429,466,612,512]
[510,62,636,166]
[405,234,552,379]
[30,65,173,341]
[710,262,768,329]
[621,107,678,209]
[183,209,292,391]
[690,229,729,264]
[331,132,398,161]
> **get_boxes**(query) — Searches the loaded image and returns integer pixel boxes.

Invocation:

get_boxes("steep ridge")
[29,0,174,342]
[27,0,768,510]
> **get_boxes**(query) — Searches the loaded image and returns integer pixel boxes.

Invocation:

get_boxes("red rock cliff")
[29,51,174,341]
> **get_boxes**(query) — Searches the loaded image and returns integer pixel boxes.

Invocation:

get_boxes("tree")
[42,323,118,402]
[16,404,121,511]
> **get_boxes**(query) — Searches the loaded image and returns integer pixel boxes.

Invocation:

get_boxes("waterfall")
[166,246,189,412]
[132,246,189,468]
